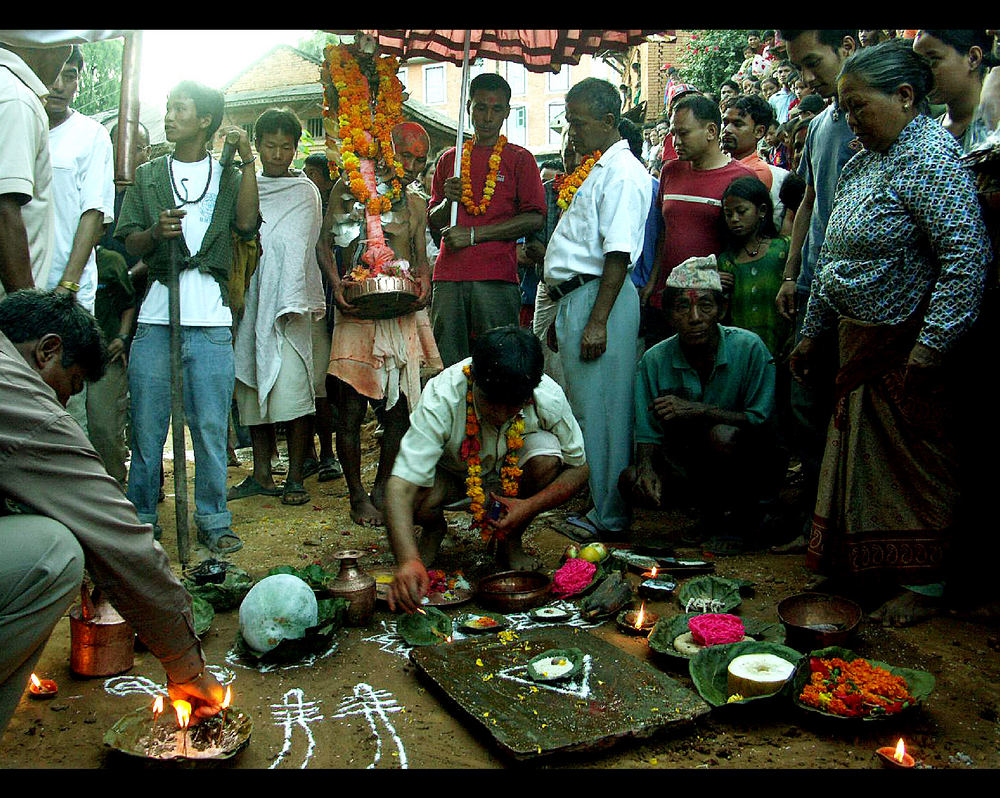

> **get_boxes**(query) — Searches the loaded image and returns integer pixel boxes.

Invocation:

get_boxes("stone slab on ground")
[410,626,710,760]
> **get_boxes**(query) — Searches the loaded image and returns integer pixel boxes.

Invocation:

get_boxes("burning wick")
[28,673,58,699]
[173,699,192,756]
[650,566,658,578]
[149,695,164,744]
[416,607,427,615]
[446,636,453,644]
[633,603,647,630]
[876,738,915,769]
[216,686,232,746]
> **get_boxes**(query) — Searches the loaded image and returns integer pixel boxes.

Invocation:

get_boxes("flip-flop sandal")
[227,476,281,501]
[301,458,320,479]
[281,480,311,506]
[555,515,604,544]
[317,457,344,482]
[197,528,244,556]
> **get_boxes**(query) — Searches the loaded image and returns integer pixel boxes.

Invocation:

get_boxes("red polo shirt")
[430,141,546,283]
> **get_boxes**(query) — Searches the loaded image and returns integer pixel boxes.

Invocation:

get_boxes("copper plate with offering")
[342,275,419,320]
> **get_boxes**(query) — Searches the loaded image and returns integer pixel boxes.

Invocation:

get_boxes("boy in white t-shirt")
[114,81,259,555]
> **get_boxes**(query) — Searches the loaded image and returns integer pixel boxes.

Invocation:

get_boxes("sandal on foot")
[317,457,344,482]
[301,458,320,479]
[227,476,281,501]
[197,527,244,556]
[281,480,310,506]
[555,515,604,544]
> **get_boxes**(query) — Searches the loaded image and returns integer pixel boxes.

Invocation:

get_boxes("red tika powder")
[688,613,745,646]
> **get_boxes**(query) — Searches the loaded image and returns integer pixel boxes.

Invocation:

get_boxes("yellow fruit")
[579,545,603,563]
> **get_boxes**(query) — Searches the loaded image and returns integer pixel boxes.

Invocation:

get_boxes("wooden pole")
[168,235,189,566]
[114,30,142,187]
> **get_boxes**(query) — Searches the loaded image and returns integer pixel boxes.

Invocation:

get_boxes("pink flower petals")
[688,613,745,646]
[552,559,597,597]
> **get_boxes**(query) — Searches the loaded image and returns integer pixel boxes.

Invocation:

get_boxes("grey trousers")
[430,280,521,368]
[0,515,84,735]
[555,278,639,532]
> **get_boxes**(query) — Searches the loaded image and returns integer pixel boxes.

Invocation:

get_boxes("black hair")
[66,45,84,70]
[920,30,1000,75]
[720,79,740,94]
[797,94,826,114]
[722,176,778,238]
[0,290,107,382]
[778,30,856,52]
[169,80,225,141]
[747,31,762,39]
[469,72,512,105]
[618,117,644,159]
[540,159,564,171]
[566,78,622,126]
[304,153,330,169]
[671,94,722,130]
[254,107,302,147]
[469,326,544,406]
[761,76,779,89]
[778,171,806,214]
[839,38,935,110]
[728,93,775,130]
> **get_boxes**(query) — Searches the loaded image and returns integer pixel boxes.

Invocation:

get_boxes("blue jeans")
[127,324,234,533]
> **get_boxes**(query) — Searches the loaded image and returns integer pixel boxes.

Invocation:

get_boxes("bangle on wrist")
[237,157,256,169]
[782,276,796,282]
[58,279,80,293]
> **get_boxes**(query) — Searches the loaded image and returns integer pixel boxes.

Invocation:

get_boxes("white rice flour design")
[496,654,594,699]
[269,688,324,770]
[103,665,235,698]
[329,683,408,769]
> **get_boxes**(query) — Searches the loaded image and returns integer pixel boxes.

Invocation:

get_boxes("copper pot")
[324,550,376,627]
[69,586,134,677]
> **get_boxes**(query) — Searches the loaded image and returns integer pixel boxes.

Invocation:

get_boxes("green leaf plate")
[526,648,586,683]
[678,576,743,614]
[689,640,803,707]
[457,611,509,634]
[397,606,453,646]
[648,613,786,666]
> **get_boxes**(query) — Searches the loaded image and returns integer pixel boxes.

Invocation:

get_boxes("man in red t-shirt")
[428,73,546,367]
[641,94,753,346]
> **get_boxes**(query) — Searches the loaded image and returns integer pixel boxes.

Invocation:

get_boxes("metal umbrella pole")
[449,29,472,228]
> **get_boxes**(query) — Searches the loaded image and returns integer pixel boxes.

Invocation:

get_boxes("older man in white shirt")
[542,78,652,539]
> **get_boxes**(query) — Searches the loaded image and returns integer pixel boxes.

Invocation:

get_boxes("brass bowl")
[475,570,551,612]
[342,275,419,320]
[777,592,862,649]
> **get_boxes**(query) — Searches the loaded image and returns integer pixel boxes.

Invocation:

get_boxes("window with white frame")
[548,66,570,93]
[505,105,527,146]
[397,66,408,91]
[505,62,526,96]
[424,64,445,104]
[547,103,565,146]
[469,58,488,80]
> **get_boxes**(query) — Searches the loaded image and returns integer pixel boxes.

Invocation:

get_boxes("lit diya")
[104,688,253,762]
[28,673,58,700]
[617,603,659,636]
[638,565,677,600]
[876,738,915,769]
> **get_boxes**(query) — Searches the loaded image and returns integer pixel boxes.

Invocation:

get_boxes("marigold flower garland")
[460,136,506,216]
[556,150,602,210]
[461,365,525,542]
[798,657,914,718]
[323,45,404,217]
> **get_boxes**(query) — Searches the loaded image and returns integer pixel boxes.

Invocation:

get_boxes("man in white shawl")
[231,109,326,506]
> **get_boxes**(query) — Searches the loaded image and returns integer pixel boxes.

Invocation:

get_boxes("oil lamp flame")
[894,739,906,763]
[30,673,41,689]
[650,566,658,578]
[152,696,164,716]
[173,699,192,729]
[634,603,647,629]
[446,636,453,644]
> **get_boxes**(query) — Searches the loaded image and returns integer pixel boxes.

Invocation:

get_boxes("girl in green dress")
[717,176,792,359]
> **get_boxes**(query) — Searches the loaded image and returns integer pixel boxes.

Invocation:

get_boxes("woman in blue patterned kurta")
[788,41,992,622]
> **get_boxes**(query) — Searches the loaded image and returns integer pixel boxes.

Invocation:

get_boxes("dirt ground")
[3,420,999,770]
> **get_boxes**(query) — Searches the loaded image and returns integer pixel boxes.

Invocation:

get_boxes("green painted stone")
[410,627,710,760]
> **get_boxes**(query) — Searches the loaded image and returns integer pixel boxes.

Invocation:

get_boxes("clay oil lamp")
[28,673,58,700]
[617,603,659,636]
[876,738,915,769]
[638,565,677,600]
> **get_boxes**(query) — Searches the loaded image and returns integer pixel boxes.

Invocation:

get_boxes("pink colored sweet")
[688,613,745,646]
[551,559,597,597]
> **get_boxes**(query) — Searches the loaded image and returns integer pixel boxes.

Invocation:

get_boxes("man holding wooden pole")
[115,81,259,557]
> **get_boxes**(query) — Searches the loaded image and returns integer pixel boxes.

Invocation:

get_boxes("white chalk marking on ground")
[225,641,338,672]
[269,688,324,770]
[103,665,235,698]
[497,654,594,699]
[329,683,408,769]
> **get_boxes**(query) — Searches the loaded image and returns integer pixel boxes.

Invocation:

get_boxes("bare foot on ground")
[770,534,807,555]
[499,537,542,571]
[349,495,384,527]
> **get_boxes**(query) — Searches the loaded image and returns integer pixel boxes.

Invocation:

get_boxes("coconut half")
[673,631,754,657]
[726,653,795,699]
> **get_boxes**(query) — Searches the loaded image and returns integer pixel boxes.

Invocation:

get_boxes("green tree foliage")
[295,30,349,62]
[678,30,749,95]
[75,38,124,116]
